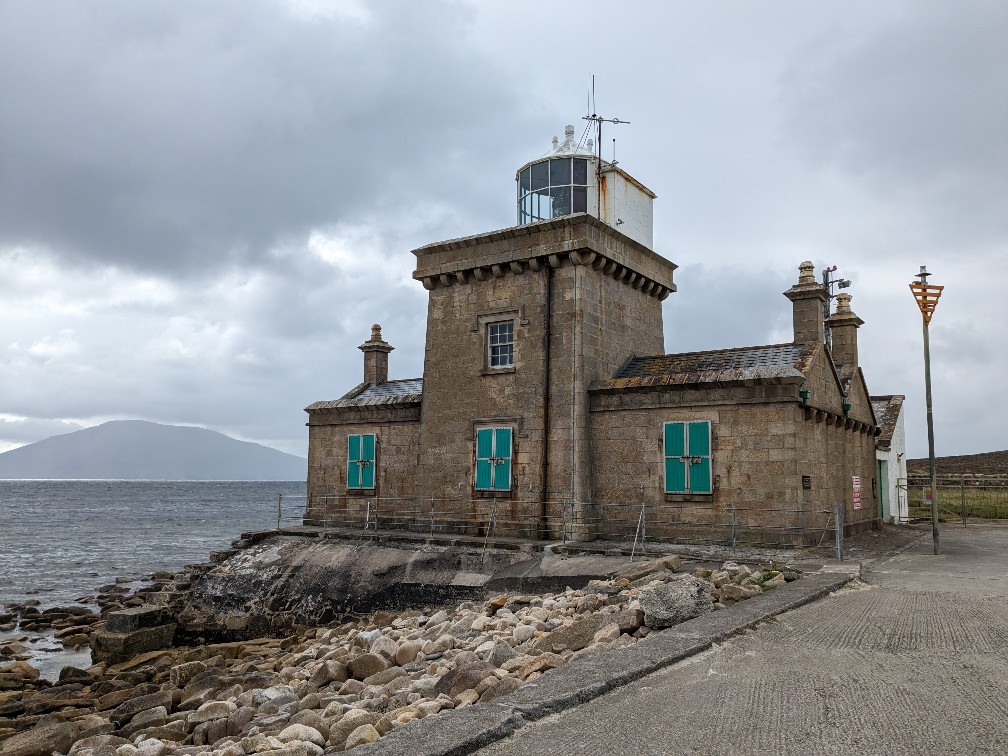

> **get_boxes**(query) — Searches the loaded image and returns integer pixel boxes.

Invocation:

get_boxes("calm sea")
[0,480,305,610]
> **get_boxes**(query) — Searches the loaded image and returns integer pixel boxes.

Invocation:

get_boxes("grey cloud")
[779,2,1008,249]
[0,0,543,275]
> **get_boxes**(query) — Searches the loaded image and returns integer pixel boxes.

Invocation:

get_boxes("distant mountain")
[0,420,306,480]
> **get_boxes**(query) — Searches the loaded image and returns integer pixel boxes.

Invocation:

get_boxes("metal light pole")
[910,266,944,555]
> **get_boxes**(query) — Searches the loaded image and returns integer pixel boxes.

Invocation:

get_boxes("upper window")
[517,157,590,225]
[664,421,712,494]
[475,427,512,491]
[487,321,514,368]
[347,433,376,489]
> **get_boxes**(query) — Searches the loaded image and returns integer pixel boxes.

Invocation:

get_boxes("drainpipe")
[540,262,552,539]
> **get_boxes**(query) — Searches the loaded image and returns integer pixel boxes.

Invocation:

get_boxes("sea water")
[0,480,305,610]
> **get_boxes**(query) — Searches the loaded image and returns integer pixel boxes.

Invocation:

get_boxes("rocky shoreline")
[1,552,799,756]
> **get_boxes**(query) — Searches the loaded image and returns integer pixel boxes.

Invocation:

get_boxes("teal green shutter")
[347,435,361,489]
[475,428,494,490]
[687,421,712,493]
[664,422,686,493]
[493,428,512,490]
[361,434,376,489]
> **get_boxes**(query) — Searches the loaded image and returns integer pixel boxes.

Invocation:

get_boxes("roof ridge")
[639,342,799,360]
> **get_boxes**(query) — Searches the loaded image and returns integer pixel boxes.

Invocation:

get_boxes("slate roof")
[870,394,905,448]
[598,343,815,390]
[306,378,423,411]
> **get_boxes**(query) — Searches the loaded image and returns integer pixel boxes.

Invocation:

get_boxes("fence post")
[430,496,435,536]
[961,475,967,528]
[277,494,282,530]
[481,500,497,563]
[562,499,568,545]
[835,504,844,562]
[731,505,737,555]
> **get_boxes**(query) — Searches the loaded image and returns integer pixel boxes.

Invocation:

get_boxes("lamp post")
[910,266,944,555]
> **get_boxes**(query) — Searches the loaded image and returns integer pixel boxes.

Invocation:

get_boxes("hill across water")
[0,420,306,480]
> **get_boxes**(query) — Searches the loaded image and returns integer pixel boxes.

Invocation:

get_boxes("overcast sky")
[1,0,1005,460]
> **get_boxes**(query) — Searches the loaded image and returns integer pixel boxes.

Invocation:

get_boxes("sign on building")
[852,476,862,509]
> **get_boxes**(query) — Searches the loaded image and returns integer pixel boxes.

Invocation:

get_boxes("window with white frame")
[487,321,514,368]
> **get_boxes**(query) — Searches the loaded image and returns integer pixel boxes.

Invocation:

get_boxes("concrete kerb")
[346,569,856,756]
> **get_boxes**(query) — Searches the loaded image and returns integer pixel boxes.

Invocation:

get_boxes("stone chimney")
[825,292,864,373]
[783,261,828,344]
[359,324,393,385]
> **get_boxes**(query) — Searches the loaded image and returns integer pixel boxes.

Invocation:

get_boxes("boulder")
[488,641,516,668]
[308,660,348,688]
[609,608,645,635]
[329,709,378,747]
[187,699,237,725]
[512,624,536,645]
[394,640,422,667]
[433,662,498,699]
[111,691,173,726]
[516,653,564,680]
[344,724,380,749]
[593,622,621,644]
[348,653,387,680]
[369,635,399,662]
[278,723,326,747]
[0,715,78,756]
[532,614,605,654]
[289,710,329,743]
[251,684,297,708]
[169,661,206,688]
[639,574,714,629]
[479,676,522,702]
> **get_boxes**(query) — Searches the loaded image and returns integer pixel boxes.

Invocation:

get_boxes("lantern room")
[515,124,657,249]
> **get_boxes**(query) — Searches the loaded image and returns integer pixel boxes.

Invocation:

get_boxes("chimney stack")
[359,324,393,385]
[783,261,828,344]
[825,292,864,373]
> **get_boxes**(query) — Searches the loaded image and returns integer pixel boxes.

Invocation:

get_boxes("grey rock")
[479,676,523,702]
[489,640,516,668]
[640,574,714,629]
[433,662,498,699]
[348,653,387,680]
[532,614,606,654]
[0,715,79,756]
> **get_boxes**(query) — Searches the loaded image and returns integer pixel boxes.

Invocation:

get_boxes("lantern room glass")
[518,157,589,225]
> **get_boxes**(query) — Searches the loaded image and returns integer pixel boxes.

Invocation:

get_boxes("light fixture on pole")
[822,265,852,349]
[909,265,944,555]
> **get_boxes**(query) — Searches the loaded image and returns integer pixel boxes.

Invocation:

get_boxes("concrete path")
[473,525,1008,755]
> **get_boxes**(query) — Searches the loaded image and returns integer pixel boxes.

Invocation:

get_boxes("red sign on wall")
[852,476,862,509]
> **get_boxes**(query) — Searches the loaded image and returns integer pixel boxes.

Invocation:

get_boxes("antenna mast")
[582,75,629,220]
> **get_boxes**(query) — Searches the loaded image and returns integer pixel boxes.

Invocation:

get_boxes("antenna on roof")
[582,76,629,220]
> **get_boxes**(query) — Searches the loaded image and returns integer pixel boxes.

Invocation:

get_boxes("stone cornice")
[306,404,421,426]
[412,214,677,300]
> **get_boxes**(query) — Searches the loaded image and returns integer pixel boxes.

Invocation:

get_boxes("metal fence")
[902,476,1008,524]
[275,490,849,558]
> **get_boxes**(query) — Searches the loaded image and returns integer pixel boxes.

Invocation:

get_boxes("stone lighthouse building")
[305,125,883,544]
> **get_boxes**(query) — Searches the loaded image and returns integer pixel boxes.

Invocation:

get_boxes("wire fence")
[902,475,1008,524]
[274,490,850,557]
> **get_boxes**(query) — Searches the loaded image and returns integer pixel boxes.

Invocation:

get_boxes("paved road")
[475,525,1008,755]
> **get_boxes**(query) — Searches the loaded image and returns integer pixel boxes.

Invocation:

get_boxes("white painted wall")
[877,403,908,522]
